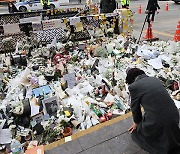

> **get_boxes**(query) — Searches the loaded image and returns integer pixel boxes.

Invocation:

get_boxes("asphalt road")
[0,0,180,41]
[129,0,180,41]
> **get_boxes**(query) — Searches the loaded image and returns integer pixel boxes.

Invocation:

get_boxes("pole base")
[143,37,159,42]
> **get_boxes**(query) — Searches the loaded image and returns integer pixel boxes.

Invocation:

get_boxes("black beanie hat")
[126,68,145,84]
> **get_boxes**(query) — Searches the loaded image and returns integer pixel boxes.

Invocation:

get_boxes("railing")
[0,9,133,53]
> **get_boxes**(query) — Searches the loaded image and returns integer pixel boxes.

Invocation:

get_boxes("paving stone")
[134,149,149,154]
[78,117,133,150]
[45,139,83,154]
[78,142,112,154]
[46,110,180,154]
[103,117,133,138]
[105,132,142,154]
[77,128,109,150]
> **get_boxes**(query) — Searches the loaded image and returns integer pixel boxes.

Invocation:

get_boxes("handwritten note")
[64,73,76,89]
[42,19,66,30]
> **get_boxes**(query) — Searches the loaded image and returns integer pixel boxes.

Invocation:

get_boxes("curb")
[60,3,86,6]
[44,111,132,151]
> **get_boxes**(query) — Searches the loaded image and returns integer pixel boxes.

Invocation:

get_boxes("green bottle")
[91,104,102,117]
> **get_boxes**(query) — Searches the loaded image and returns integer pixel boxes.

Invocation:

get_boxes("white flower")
[9,125,16,129]
[7,120,13,125]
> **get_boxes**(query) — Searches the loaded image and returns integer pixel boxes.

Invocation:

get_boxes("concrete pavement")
[44,110,180,154]
[44,112,148,154]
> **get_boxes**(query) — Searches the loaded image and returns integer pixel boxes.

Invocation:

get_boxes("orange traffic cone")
[165,2,169,11]
[138,5,142,14]
[144,21,159,41]
[173,20,180,42]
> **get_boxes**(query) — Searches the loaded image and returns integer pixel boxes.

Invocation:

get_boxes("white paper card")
[20,16,41,23]
[3,24,20,34]
[0,129,12,144]
[174,99,180,109]
[42,19,66,30]
[69,17,80,25]
[148,57,163,70]
[64,73,76,89]
[65,136,72,142]
[31,105,40,117]
[104,93,115,102]
[30,99,40,116]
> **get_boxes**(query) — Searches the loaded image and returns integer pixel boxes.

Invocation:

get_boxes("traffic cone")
[173,20,180,42]
[165,2,168,11]
[144,20,159,41]
[138,5,142,14]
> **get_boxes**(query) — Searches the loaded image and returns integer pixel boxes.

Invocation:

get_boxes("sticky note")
[64,111,71,117]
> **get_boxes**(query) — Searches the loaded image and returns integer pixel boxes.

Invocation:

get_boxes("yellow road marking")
[154,18,180,24]
[152,30,174,37]
[134,18,179,26]
[141,30,173,38]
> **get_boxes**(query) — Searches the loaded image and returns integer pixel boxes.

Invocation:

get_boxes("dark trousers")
[43,4,49,10]
[122,4,129,9]
[147,11,156,23]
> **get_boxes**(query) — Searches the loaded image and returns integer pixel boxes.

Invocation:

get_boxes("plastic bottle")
[10,139,23,154]
[91,104,102,117]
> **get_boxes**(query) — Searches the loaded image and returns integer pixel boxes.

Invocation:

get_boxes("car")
[173,0,180,3]
[0,0,15,2]
[14,0,69,12]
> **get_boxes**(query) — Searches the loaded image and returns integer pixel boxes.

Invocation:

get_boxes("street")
[129,0,180,41]
[0,0,180,40]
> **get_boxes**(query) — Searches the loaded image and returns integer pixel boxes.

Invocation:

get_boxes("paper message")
[0,129,12,144]
[64,73,76,89]
[69,17,80,25]
[42,19,66,30]
[65,136,72,142]
[32,22,43,32]
[3,24,20,34]
[20,16,41,23]
[75,22,83,32]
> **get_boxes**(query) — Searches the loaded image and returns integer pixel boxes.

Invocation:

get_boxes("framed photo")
[42,96,59,117]
[31,112,44,124]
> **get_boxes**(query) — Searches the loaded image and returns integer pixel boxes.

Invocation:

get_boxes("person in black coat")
[8,2,19,13]
[127,68,180,154]
[146,0,160,23]
[100,0,117,13]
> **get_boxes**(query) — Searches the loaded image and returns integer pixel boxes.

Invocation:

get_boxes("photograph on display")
[42,96,59,117]
[31,112,44,124]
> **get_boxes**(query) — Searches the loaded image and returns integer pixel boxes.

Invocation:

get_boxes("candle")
[100,116,106,123]
[107,112,113,120]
